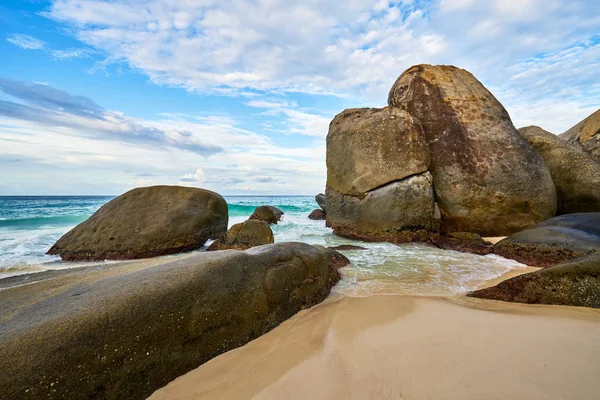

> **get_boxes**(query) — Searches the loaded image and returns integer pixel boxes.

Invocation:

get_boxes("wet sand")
[150,292,600,400]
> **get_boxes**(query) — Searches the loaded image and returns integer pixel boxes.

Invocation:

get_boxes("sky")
[1,0,599,195]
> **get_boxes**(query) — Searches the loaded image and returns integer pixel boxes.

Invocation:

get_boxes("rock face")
[469,254,600,308]
[493,213,600,267]
[560,109,600,162]
[326,107,431,197]
[519,126,600,214]
[206,219,273,251]
[387,64,556,235]
[325,107,436,240]
[308,209,327,220]
[0,243,342,400]
[315,193,327,213]
[326,172,436,241]
[48,186,228,261]
[250,205,284,224]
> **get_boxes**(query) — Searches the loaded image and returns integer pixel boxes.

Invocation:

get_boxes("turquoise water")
[0,195,529,295]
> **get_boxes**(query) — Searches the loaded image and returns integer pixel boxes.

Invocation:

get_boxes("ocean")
[0,195,529,295]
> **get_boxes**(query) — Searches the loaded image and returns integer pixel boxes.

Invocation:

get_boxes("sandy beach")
[151,290,600,400]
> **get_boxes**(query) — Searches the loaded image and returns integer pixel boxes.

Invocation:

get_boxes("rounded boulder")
[388,64,556,235]
[519,126,600,214]
[48,185,228,261]
[250,205,284,224]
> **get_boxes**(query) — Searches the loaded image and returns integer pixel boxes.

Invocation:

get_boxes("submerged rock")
[327,245,367,251]
[308,209,326,220]
[388,64,556,235]
[0,243,342,400]
[206,219,273,251]
[47,185,228,261]
[429,233,493,256]
[469,254,600,308]
[560,109,600,162]
[519,126,600,214]
[250,205,284,224]
[493,213,600,267]
[315,193,327,213]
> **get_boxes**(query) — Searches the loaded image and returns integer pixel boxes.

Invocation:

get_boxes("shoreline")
[150,294,600,400]
[150,266,600,400]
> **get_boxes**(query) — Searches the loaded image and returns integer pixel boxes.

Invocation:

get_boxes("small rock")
[308,209,326,220]
[207,219,273,251]
[327,245,367,251]
[249,206,284,224]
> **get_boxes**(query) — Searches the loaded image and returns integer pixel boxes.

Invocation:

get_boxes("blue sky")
[1,0,599,195]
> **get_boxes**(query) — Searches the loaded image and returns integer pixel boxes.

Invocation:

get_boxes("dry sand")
[483,236,506,244]
[150,292,600,400]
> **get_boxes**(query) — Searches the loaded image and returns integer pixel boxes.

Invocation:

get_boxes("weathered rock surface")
[493,213,600,267]
[326,171,436,241]
[308,209,326,220]
[469,254,600,308]
[326,107,430,197]
[47,186,228,261]
[388,64,556,235]
[429,232,493,255]
[315,193,327,213]
[519,126,600,214]
[249,205,284,224]
[0,243,341,400]
[206,219,273,251]
[560,109,600,162]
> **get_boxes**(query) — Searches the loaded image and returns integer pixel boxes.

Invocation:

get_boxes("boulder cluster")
[560,109,600,162]
[2,242,344,399]
[470,213,600,307]
[207,205,283,251]
[4,186,348,399]
[325,64,600,241]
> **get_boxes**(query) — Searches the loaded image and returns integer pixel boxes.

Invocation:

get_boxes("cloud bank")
[0,79,223,155]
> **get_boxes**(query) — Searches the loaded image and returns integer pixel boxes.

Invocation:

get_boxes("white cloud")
[41,0,600,129]
[246,100,331,138]
[7,34,46,50]
[50,48,91,60]
[5,0,600,194]
[180,168,205,184]
[1,112,328,195]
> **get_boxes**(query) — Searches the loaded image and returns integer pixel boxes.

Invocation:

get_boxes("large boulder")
[493,213,600,267]
[469,254,600,308]
[388,64,556,236]
[249,205,284,224]
[326,107,430,197]
[326,172,436,241]
[560,109,600,162]
[206,219,273,251]
[325,107,435,240]
[519,126,600,214]
[47,186,228,261]
[0,242,343,400]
